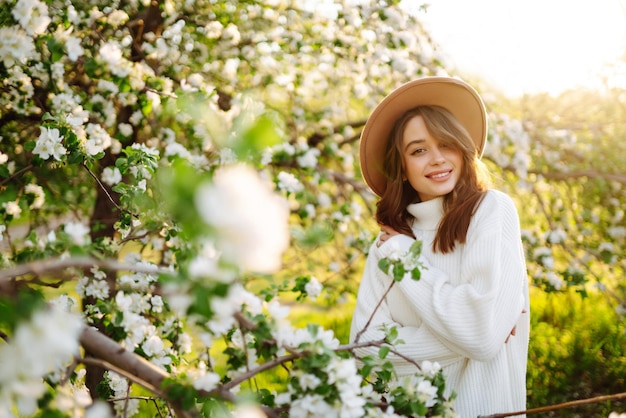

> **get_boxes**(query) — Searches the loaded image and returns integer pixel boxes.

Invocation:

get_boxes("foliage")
[527,288,626,416]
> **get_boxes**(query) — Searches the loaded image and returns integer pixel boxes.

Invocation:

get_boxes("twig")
[478,391,626,417]
[0,164,33,187]
[217,338,388,394]
[81,162,138,218]
[80,357,166,399]
[354,280,396,343]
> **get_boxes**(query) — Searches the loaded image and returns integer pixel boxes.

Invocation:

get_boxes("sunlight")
[411,0,626,96]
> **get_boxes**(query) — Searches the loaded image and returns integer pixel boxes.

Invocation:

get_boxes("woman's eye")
[410,148,425,155]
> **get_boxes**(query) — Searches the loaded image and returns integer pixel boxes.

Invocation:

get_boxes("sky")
[413,0,626,96]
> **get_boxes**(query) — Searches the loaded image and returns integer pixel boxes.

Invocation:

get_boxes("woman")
[350,77,529,417]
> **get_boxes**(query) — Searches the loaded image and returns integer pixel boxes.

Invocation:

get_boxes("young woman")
[350,77,529,417]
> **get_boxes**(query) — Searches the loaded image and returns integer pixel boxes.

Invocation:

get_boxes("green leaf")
[0,290,46,333]
[378,345,390,359]
[409,239,423,256]
[47,37,66,63]
[392,263,405,281]
[24,140,36,152]
[378,258,391,274]
[386,326,399,343]
[232,114,282,159]
[166,381,197,410]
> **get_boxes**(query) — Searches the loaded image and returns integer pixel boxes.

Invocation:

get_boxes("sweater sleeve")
[350,238,461,373]
[398,191,527,361]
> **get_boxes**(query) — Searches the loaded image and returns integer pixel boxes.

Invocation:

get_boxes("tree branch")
[79,326,198,418]
[478,391,626,417]
[0,164,34,187]
[0,256,166,283]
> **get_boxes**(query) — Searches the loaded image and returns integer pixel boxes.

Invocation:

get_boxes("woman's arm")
[350,241,461,372]
[396,191,528,360]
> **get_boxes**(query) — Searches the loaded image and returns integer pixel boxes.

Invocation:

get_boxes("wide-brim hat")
[359,76,488,197]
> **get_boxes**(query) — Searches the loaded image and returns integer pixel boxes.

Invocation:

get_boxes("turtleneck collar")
[406,197,444,231]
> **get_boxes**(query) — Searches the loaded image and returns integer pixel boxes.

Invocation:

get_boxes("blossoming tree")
[0,0,624,416]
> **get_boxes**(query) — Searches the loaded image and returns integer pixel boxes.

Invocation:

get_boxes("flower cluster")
[378,240,426,282]
[0,307,83,416]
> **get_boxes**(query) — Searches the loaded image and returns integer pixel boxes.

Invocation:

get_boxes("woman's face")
[401,115,463,201]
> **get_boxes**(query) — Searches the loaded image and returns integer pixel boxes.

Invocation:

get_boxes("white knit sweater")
[350,190,529,418]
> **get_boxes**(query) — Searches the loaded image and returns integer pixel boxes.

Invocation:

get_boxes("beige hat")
[359,76,488,197]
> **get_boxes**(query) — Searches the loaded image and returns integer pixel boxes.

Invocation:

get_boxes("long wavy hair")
[375,105,491,253]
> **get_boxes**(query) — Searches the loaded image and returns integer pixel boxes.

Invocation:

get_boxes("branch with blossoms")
[0,256,165,283]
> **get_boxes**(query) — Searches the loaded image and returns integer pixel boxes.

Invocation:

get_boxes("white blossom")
[608,226,626,240]
[11,0,51,36]
[150,295,164,313]
[415,379,438,407]
[101,166,122,186]
[545,228,567,244]
[83,278,110,300]
[107,10,129,27]
[420,360,442,378]
[64,221,90,245]
[118,122,133,137]
[106,372,139,416]
[190,362,220,391]
[290,394,335,418]
[84,401,112,418]
[305,277,322,301]
[298,373,321,390]
[141,334,164,357]
[24,183,45,209]
[2,201,22,218]
[277,171,304,193]
[85,123,112,155]
[544,271,565,290]
[33,127,66,161]
[195,164,290,273]
[0,26,37,68]
[65,36,84,61]
[296,147,320,168]
[317,192,332,208]
[99,41,129,77]
[0,307,83,415]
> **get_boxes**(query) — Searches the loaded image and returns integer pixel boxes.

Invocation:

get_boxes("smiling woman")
[409,0,626,96]
[351,77,530,418]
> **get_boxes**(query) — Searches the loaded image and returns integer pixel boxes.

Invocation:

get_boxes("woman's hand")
[505,309,527,343]
[377,224,401,247]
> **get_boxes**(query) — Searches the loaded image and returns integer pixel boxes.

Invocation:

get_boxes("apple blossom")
[33,127,66,161]
[195,164,290,273]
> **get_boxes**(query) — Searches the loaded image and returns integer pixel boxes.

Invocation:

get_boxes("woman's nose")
[430,148,445,164]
